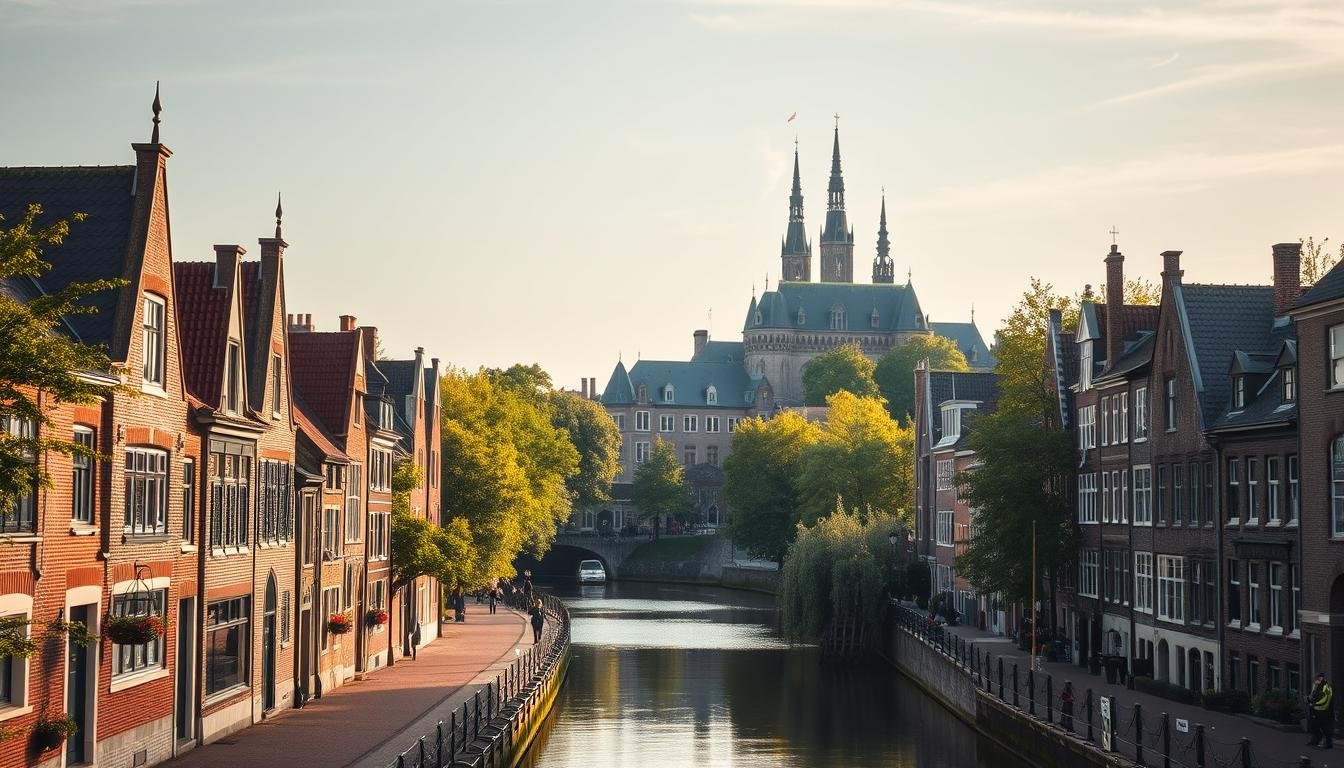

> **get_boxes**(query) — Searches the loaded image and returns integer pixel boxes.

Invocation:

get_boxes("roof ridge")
[0,164,136,172]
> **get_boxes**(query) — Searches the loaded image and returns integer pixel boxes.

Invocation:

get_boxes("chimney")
[1161,250,1184,289]
[1272,242,1302,316]
[693,330,708,359]
[590,377,597,399]
[339,315,358,332]
[212,244,244,290]
[581,379,590,399]
[359,326,377,361]
[1105,244,1124,366]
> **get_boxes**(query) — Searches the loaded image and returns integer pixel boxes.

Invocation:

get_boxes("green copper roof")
[749,281,925,333]
[930,321,997,369]
[601,360,635,404]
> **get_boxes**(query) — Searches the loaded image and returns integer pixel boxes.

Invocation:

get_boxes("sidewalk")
[167,606,531,768]
[943,621,1319,768]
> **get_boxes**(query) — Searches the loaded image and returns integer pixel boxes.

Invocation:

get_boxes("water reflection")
[521,581,1027,768]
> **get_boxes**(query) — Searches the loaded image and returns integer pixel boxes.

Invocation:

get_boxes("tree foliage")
[549,390,621,509]
[631,437,693,535]
[1301,236,1343,285]
[722,411,820,562]
[874,334,968,420]
[954,408,1075,609]
[993,278,1078,415]
[1097,277,1161,306]
[390,459,476,591]
[0,204,125,522]
[801,343,881,406]
[779,506,905,643]
[796,392,914,528]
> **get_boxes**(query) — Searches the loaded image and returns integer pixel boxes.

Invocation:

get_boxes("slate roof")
[624,358,757,409]
[601,360,635,404]
[0,166,137,346]
[378,360,420,403]
[748,281,925,333]
[173,261,232,407]
[1094,333,1154,384]
[1209,367,1296,432]
[289,331,360,435]
[1174,284,1279,427]
[1293,258,1344,310]
[692,340,745,364]
[930,321,996,369]
[925,370,999,448]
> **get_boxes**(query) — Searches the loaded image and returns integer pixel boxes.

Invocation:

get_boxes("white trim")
[112,575,171,595]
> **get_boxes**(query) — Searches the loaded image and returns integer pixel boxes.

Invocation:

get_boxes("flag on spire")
[786,112,796,123]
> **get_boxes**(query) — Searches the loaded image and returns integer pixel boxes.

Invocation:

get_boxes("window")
[271,354,283,416]
[1133,466,1152,525]
[1100,396,1109,445]
[829,304,846,330]
[706,416,720,433]
[1227,457,1241,522]
[1334,438,1344,536]
[659,414,675,433]
[1331,324,1344,387]
[1248,656,1260,696]
[1291,565,1301,635]
[258,460,292,545]
[941,406,962,441]
[302,495,317,567]
[936,511,954,547]
[322,506,340,558]
[125,447,168,535]
[208,449,250,548]
[1228,653,1239,690]
[142,295,165,386]
[1134,387,1149,439]
[1157,555,1185,623]
[1172,464,1184,525]
[1156,465,1167,525]
[224,341,243,414]
[370,448,392,492]
[1248,563,1262,628]
[1134,552,1154,614]
[683,445,696,466]
[1283,367,1296,402]
[727,417,739,433]
[321,587,340,652]
[1078,473,1098,523]
[1234,376,1245,410]
[379,400,393,430]
[0,416,36,533]
[635,411,650,432]
[345,464,362,542]
[112,589,167,678]
[1267,457,1281,524]
[1101,472,1111,522]
[182,459,195,543]
[1078,550,1100,597]
[1247,458,1260,524]
[706,445,719,466]
[662,384,674,403]
[343,564,355,610]
[1165,377,1177,431]
[1204,461,1215,525]
[1288,455,1300,524]
[1078,405,1096,450]
[1269,563,1284,633]
[72,427,95,524]
[1080,340,1093,391]
[705,385,718,405]
[615,414,626,431]
[369,509,389,560]
[1228,559,1242,625]
[1189,461,1201,527]
[936,460,955,491]
[683,415,698,433]
[206,597,249,695]
[1191,560,1215,626]
[280,591,291,644]
[635,442,650,464]
[1118,391,1128,443]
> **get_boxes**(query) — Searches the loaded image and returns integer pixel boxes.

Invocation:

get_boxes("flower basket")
[105,615,166,645]
[31,715,78,752]
[328,613,354,635]
[365,609,389,628]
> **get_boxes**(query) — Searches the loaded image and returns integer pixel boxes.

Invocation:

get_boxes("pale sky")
[3,0,1343,388]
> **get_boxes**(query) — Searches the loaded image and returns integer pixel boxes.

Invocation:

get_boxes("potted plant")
[328,612,353,635]
[31,714,78,752]
[104,615,167,645]
[365,609,389,628]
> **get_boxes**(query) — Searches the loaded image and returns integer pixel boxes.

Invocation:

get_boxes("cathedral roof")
[625,358,757,409]
[748,281,926,333]
[930,321,996,370]
[692,340,745,364]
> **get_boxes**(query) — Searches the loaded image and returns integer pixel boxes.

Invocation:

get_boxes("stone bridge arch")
[519,534,645,580]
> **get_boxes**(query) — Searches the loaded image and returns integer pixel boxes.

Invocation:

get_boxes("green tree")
[993,278,1078,416]
[722,411,821,562]
[801,343,881,406]
[874,334,969,420]
[0,204,125,524]
[1097,277,1160,306]
[954,408,1074,623]
[549,391,621,510]
[795,392,915,528]
[1301,236,1343,285]
[631,437,693,538]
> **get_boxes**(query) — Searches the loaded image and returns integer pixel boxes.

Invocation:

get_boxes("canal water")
[520,581,1030,768]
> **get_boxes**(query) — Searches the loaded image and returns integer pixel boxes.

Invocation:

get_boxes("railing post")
[462,701,469,747]
[487,682,493,720]
[975,647,981,686]
[397,756,406,768]
[1162,712,1170,768]
[1046,674,1053,723]
[1239,737,1251,768]
[418,736,426,766]
[1028,668,1035,716]
[1135,703,1145,767]
[450,712,457,758]
[1195,724,1205,768]
[436,721,444,768]
[998,656,1004,699]
[1013,663,1020,707]
[1085,689,1093,742]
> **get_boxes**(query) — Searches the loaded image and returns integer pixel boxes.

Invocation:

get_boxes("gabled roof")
[173,261,233,408]
[1293,258,1344,310]
[1094,332,1154,384]
[925,370,999,447]
[748,281,926,333]
[378,360,420,403]
[1208,367,1296,432]
[0,166,137,346]
[626,358,757,409]
[293,394,350,463]
[930,321,996,369]
[1174,284,1278,428]
[289,331,361,436]
[601,360,635,405]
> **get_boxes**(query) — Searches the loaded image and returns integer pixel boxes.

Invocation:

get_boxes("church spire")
[780,141,811,281]
[819,116,855,282]
[872,190,894,284]
[825,120,845,214]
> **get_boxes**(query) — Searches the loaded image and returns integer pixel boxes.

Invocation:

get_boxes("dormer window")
[969,346,979,363]
[754,311,762,326]
[1079,339,1093,391]
[797,308,806,326]
[706,385,718,405]
[380,400,393,429]
[1234,376,1245,410]
[941,406,961,441]
[870,309,880,329]
[829,304,846,330]
[637,383,648,404]
[224,341,243,414]
[1283,367,1296,402]
[662,384,675,403]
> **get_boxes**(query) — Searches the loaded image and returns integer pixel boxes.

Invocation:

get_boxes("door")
[66,605,91,764]
[297,594,313,705]
[176,598,196,741]
[263,575,277,711]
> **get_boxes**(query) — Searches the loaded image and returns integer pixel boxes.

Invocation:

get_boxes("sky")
[3,0,1343,389]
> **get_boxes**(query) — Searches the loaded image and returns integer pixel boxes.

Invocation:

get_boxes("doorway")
[66,604,92,764]
[263,574,277,712]
[175,597,196,742]
[297,584,313,704]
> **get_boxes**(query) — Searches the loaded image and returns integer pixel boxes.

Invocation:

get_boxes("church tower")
[819,122,855,283]
[872,191,894,284]
[780,144,811,282]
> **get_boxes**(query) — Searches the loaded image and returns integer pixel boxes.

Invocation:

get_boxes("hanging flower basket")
[328,612,354,635]
[104,615,166,645]
[365,609,389,628]
[31,715,78,752]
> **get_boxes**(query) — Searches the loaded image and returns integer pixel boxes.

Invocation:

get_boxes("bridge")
[538,533,647,578]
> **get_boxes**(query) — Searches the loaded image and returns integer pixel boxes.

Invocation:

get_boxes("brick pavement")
[942,621,1327,768]
[167,606,530,768]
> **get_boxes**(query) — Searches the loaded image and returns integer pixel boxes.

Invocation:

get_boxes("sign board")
[1175,718,1189,734]
[1100,697,1113,751]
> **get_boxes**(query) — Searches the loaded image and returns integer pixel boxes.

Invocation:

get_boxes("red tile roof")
[293,395,350,462]
[288,330,360,439]
[173,261,233,408]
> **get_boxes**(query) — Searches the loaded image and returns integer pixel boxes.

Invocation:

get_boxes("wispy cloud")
[1149,52,1181,69]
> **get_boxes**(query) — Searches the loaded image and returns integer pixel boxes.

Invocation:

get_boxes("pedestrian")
[488,584,498,615]
[455,590,467,623]
[522,571,534,610]
[411,621,421,660]
[1060,680,1075,732]
[529,598,545,644]
[1309,673,1335,749]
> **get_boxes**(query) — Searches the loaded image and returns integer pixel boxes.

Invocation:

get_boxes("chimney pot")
[1161,250,1184,281]
[693,329,709,358]
[1272,242,1303,316]
[340,315,357,332]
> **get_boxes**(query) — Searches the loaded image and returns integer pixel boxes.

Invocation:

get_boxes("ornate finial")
[907,267,912,282]
[752,282,756,298]
[274,192,284,239]
[833,113,840,128]
[971,303,975,322]
[151,81,162,143]
[1109,225,1119,245]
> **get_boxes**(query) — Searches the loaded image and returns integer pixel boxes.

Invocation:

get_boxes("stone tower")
[872,192,894,284]
[780,145,811,282]
[819,124,855,283]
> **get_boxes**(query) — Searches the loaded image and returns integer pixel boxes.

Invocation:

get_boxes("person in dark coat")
[488,584,498,615]
[529,598,545,644]
[410,622,421,660]
[1060,680,1075,731]
[454,590,466,622]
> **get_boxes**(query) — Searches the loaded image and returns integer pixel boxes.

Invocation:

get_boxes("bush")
[1202,688,1252,714]
[1132,675,1201,705]
[1252,689,1304,724]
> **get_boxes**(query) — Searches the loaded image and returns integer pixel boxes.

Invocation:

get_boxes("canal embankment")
[616,535,782,594]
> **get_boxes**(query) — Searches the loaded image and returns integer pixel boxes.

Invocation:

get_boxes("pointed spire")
[872,188,894,284]
[150,81,162,144]
[274,192,284,239]
[780,138,810,279]
[827,118,844,211]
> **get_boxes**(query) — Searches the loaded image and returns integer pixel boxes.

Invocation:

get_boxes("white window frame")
[936,459,954,491]
[706,416,720,433]
[1157,555,1186,624]
[727,417,739,433]
[635,442,650,464]
[936,511,954,547]
[635,411,650,432]
[1248,563,1262,630]
[1078,472,1098,524]
[142,294,165,388]
[1118,392,1128,443]
[662,384,675,403]
[1134,387,1148,441]
[1134,552,1154,614]
[1267,456,1281,524]
[1078,550,1100,598]
[706,386,718,405]
[683,415,698,433]
[1246,457,1260,524]
[1269,562,1284,634]
[659,414,675,433]
[1133,466,1152,526]
[1289,454,1300,525]
[1100,396,1109,446]
[615,413,626,431]
[1331,324,1344,388]
[1333,437,1344,537]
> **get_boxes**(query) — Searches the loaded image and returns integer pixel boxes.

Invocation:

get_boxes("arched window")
[636,383,648,404]
[663,384,675,403]
[829,304,846,330]
[706,385,718,405]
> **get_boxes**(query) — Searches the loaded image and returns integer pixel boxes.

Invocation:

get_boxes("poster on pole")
[1100,697,1113,751]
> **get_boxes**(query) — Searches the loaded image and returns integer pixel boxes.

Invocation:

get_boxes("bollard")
[1240,737,1251,768]
[450,712,457,756]
[1195,724,1205,768]
[474,691,481,739]
[1046,674,1053,723]
[998,656,1005,699]
[1162,713,1171,768]
[1086,689,1093,742]
[1135,703,1145,767]
[1013,663,1020,707]
[1028,668,1036,716]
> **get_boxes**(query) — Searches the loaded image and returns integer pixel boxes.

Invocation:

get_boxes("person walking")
[454,590,466,623]
[1309,673,1335,749]
[488,584,498,615]
[410,621,421,660]
[1059,680,1075,732]
[529,598,545,645]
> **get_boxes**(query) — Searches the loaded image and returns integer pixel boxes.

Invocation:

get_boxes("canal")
[519,581,1030,768]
